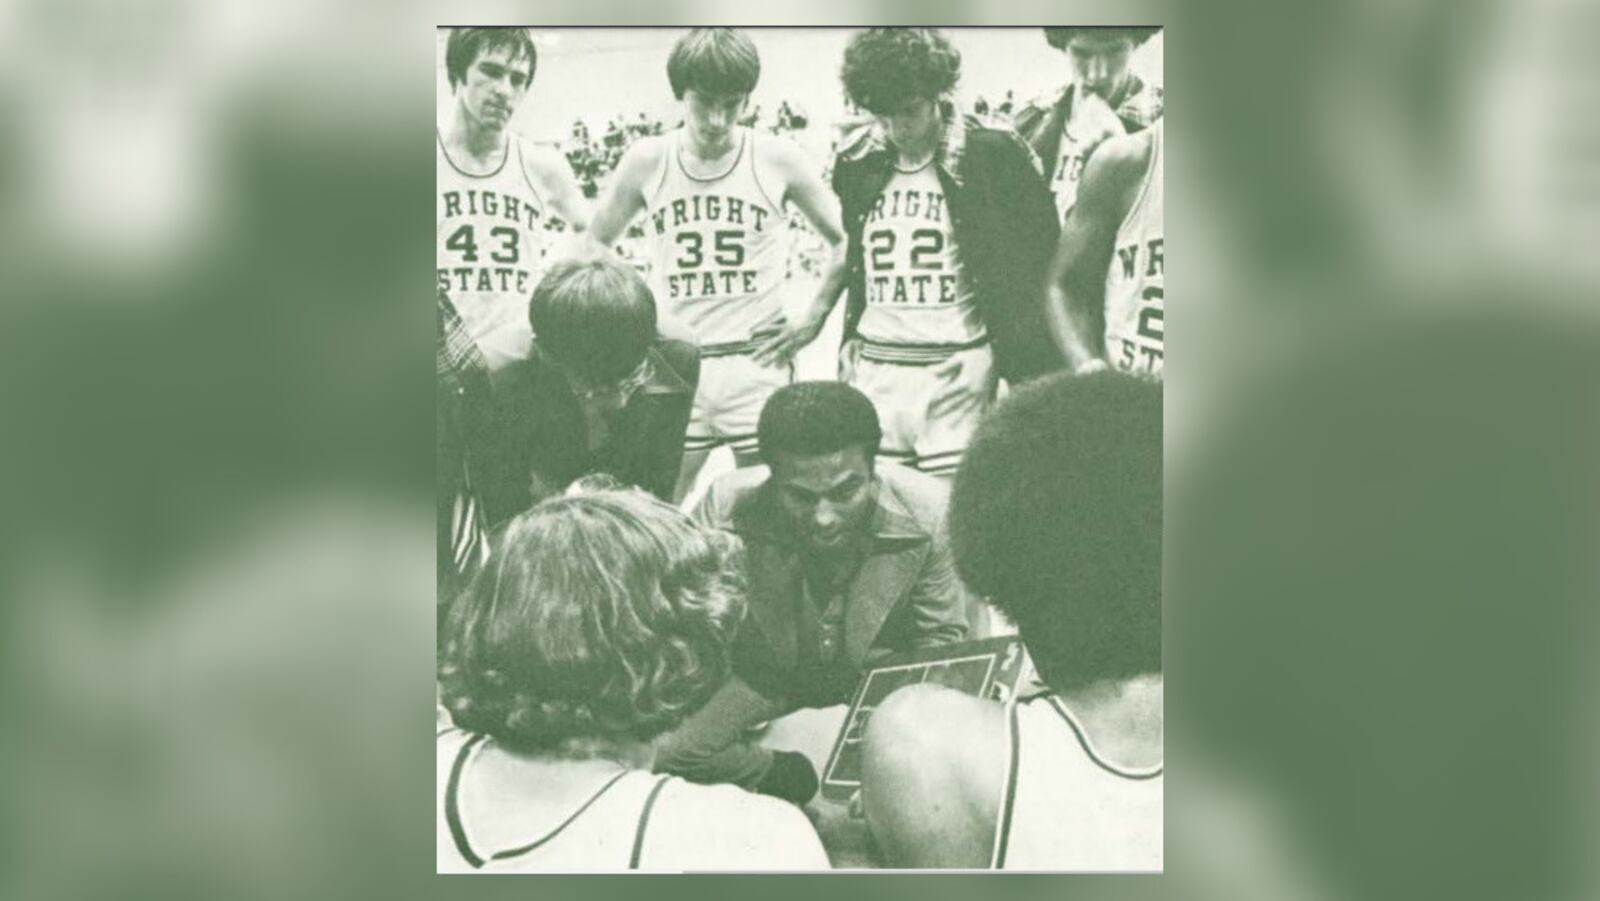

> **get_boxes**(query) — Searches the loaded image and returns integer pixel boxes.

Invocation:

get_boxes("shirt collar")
[531,340,693,399]
[738,472,929,550]
[635,345,692,396]
[837,107,973,189]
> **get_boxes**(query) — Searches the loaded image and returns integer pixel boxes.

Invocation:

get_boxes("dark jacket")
[438,291,495,599]
[692,464,969,707]
[831,115,1065,383]
[476,338,699,525]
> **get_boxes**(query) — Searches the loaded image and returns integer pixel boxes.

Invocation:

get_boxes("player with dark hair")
[590,29,850,501]
[528,253,659,385]
[860,373,1162,869]
[438,27,590,370]
[1016,27,1163,222]
[653,381,969,803]
[784,28,1064,481]
[475,257,701,524]
[1045,117,1164,378]
[438,489,828,871]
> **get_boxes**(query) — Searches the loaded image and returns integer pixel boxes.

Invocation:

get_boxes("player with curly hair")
[437,489,828,871]
[787,28,1065,480]
[1015,27,1163,223]
[860,373,1162,869]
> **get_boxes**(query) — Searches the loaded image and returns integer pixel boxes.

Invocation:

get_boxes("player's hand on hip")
[838,338,862,383]
[752,311,824,367]
[749,318,791,368]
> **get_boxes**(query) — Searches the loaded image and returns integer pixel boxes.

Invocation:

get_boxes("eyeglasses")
[566,357,652,405]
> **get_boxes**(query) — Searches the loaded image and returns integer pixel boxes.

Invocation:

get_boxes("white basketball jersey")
[991,696,1163,871]
[1103,120,1164,379]
[436,131,550,362]
[642,129,787,349]
[857,163,985,352]
[1049,87,1127,222]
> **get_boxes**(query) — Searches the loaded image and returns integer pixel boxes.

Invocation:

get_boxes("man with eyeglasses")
[476,257,701,525]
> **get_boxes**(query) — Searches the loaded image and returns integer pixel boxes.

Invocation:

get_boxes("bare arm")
[586,138,661,251]
[752,139,850,366]
[524,144,590,234]
[1045,132,1145,371]
[861,684,1007,868]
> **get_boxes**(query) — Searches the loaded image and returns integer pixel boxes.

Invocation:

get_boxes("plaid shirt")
[437,291,491,591]
[1014,75,1164,187]
[437,290,489,386]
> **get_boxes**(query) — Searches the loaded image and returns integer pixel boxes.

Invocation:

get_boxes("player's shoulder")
[663,777,805,824]
[747,129,814,197]
[872,682,1004,742]
[619,132,671,167]
[1082,127,1153,187]
[863,683,1008,801]
[508,133,576,187]
[509,132,561,164]
[648,778,829,868]
[750,129,811,168]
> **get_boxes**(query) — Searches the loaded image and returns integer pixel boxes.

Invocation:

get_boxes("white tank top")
[1048,87,1128,222]
[857,163,985,358]
[990,696,1163,871]
[436,131,551,355]
[1103,120,1164,380]
[642,129,787,351]
[437,730,673,873]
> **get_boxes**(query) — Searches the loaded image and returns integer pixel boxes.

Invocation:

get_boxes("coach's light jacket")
[692,464,969,707]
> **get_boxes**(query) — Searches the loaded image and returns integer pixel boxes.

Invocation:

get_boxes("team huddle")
[437,27,1164,871]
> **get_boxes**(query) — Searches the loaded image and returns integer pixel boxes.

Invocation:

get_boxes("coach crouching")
[655,382,969,804]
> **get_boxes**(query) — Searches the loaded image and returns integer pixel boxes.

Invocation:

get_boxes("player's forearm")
[586,190,640,250]
[803,246,851,324]
[1046,280,1102,370]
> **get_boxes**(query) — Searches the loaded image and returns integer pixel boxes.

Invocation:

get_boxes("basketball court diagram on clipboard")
[819,635,1031,800]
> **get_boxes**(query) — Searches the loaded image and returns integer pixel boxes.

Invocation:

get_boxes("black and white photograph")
[435,26,1164,872]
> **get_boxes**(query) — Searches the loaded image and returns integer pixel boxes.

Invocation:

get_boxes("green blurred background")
[1,1,1595,898]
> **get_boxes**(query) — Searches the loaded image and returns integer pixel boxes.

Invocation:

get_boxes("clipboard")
[818,635,1031,801]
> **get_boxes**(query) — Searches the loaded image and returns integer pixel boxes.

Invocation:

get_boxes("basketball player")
[795,28,1062,479]
[860,373,1162,869]
[1015,27,1163,223]
[438,27,590,371]
[1044,118,1163,379]
[588,28,849,502]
